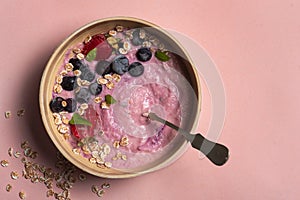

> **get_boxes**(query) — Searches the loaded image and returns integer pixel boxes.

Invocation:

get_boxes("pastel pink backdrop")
[1,0,299,199]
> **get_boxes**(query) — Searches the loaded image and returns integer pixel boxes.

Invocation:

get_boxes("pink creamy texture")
[52,29,192,169]
[60,53,182,152]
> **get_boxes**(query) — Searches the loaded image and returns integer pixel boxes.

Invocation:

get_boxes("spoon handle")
[191,133,229,166]
[147,112,229,166]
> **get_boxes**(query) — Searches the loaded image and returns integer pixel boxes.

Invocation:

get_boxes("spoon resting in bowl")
[142,112,229,166]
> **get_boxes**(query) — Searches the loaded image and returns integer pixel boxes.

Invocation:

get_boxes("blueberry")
[136,47,152,62]
[78,63,95,82]
[89,82,102,95]
[132,37,143,46]
[61,76,77,91]
[64,98,77,113]
[49,97,65,113]
[131,29,143,46]
[95,60,111,75]
[128,62,144,77]
[70,60,95,82]
[69,58,84,71]
[111,56,129,75]
[75,88,91,104]
[80,69,95,82]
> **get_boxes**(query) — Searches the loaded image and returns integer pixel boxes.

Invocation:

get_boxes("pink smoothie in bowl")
[40,17,201,178]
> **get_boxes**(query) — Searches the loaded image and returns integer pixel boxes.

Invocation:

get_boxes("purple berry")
[136,47,152,62]
[49,97,65,113]
[128,62,144,77]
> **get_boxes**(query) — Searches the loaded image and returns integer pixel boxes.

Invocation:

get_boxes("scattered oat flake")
[113,141,120,149]
[97,189,105,197]
[116,25,124,32]
[97,77,108,85]
[65,63,74,71]
[57,124,69,134]
[78,174,86,181]
[116,152,122,159]
[121,154,127,161]
[104,74,113,81]
[14,151,21,158]
[8,147,13,156]
[91,185,98,193]
[61,116,69,124]
[21,141,29,149]
[84,35,92,44]
[53,84,63,94]
[72,47,81,54]
[106,81,114,89]
[55,74,63,84]
[89,157,97,164]
[73,69,81,76]
[11,171,19,180]
[72,148,81,155]
[112,73,121,82]
[1,159,9,167]
[6,184,12,192]
[120,136,129,147]
[101,183,110,189]
[19,191,26,199]
[94,96,102,104]
[63,133,70,141]
[60,70,68,76]
[101,143,110,152]
[80,103,88,110]
[24,147,32,157]
[4,111,11,119]
[100,101,110,109]
[109,30,117,36]
[54,117,62,125]
[46,189,54,197]
[119,48,127,55]
[17,109,25,117]
[81,79,91,86]
[104,162,112,168]
[76,53,85,60]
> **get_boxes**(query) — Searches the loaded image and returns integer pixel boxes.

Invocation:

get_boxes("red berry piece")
[96,40,112,60]
[70,124,81,139]
[70,124,92,140]
[84,107,99,127]
[70,108,101,140]
[84,107,101,136]
[81,34,105,55]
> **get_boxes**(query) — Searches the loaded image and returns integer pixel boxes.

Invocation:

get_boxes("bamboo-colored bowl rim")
[39,16,201,178]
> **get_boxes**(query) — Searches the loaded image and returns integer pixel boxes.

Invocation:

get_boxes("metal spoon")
[143,112,229,166]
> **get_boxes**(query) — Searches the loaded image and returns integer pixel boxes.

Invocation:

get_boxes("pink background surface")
[1,0,300,199]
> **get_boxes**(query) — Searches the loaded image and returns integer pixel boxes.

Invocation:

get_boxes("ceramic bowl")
[39,17,201,178]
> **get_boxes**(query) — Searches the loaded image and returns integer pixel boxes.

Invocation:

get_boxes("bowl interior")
[39,17,201,178]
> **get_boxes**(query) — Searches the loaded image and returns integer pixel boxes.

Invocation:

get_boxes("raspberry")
[69,107,100,140]
[81,34,105,55]
[96,41,112,60]
[84,107,100,131]
[70,124,81,139]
